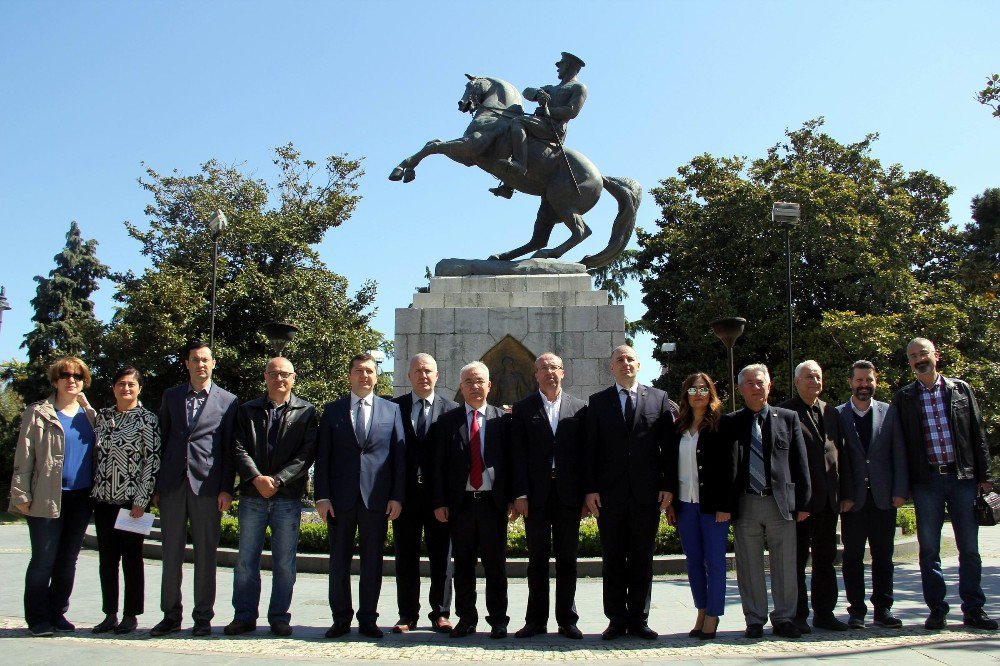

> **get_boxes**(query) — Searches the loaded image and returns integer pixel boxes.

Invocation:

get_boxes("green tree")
[0,361,27,498]
[977,73,1000,118]
[635,118,965,410]
[15,222,109,402]
[105,144,388,409]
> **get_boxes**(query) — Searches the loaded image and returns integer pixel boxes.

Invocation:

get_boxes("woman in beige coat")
[9,356,97,637]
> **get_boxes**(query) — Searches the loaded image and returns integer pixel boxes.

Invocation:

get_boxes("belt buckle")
[935,464,949,474]
[471,491,483,499]
[417,473,423,484]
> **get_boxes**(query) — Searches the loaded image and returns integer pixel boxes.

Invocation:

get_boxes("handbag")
[975,490,1000,527]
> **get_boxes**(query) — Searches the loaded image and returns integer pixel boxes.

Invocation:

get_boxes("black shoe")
[325,622,351,638]
[392,617,417,633]
[744,623,764,639]
[51,617,76,633]
[515,622,547,638]
[114,616,138,635]
[28,624,54,637]
[792,617,812,634]
[601,623,627,640]
[924,612,947,630]
[270,620,292,637]
[773,621,802,638]
[489,184,515,199]
[873,611,902,628]
[92,615,118,634]
[450,621,476,638]
[224,619,256,636]
[490,624,508,639]
[848,616,866,629]
[812,615,848,631]
[359,622,384,639]
[192,620,212,637]
[558,624,583,639]
[628,624,658,639]
[963,610,999,630]
[699,616,719,640]
[150,618,182,637]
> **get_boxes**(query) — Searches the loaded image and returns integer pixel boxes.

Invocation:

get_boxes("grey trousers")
[159,483,223,623]
[734,494,797,626]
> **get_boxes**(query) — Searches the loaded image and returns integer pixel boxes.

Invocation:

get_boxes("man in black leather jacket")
[225,357,318,637]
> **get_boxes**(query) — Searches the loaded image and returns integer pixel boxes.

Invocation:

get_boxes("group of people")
[8,337,996,642]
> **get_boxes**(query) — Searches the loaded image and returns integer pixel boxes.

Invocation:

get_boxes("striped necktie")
[749,412,767,492]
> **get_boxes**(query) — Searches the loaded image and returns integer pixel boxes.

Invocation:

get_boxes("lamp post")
[0,286,10,335]
[367,349,386,374]
[773,202,800,397]
[659,342,676,400]
[263,321,299,356]
[207,209,228,351]
[710,317,746,412]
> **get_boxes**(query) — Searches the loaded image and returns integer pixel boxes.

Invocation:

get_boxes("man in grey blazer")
[151,340,239,637]
[837,360,908,629]
[315,353,406,639]
[727,363,811,640]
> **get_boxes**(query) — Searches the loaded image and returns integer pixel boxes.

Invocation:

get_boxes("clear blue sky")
[2,1,998,387]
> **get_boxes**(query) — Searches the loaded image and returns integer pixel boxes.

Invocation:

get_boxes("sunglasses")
[687,387,711,396]
[59,372,85,381]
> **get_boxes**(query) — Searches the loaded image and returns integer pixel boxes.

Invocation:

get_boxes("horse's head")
[459,74,486,114]
[459,74,522,115]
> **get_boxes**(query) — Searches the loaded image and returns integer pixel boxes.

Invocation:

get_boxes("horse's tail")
[582,176,642,271]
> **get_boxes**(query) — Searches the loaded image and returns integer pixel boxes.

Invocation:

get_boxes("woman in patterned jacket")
[90,366,161,635]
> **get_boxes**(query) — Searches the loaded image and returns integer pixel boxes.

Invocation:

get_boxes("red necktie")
[469,410,484,489]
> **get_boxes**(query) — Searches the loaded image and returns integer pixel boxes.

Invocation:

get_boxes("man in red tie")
[432,361,514,639]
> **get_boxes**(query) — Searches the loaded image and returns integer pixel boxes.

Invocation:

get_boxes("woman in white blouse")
[665,373,738,640]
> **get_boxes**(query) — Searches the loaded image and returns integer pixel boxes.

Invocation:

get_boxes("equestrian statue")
[388,52,641,271]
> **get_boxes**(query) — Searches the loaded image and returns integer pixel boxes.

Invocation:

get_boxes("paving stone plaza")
[1,521,998,664]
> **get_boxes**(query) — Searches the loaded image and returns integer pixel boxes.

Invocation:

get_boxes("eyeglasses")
[462,379,487,387]
[537,365,563,372]
[687,387,711,396]
[59,372,85,381]
[265,371,295,380]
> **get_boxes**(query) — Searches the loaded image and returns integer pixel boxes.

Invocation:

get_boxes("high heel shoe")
[699,616,719,640]
[688,628,703,638]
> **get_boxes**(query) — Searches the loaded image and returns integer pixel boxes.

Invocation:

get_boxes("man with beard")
[837,360,908,629]
[892,338,996,631]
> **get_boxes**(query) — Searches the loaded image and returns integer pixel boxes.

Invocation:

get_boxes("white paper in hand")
[114,508,154,535]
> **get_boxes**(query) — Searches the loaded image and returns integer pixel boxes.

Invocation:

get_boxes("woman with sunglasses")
[8,356,97,637]
[665,372,738,640]
[90,366,160,635]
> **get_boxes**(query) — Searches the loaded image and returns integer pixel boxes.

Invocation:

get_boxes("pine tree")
[16,221,109,402]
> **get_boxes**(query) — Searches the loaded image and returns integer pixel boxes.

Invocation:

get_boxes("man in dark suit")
[584,345,673,640]
[893,337,996,631]
[151,340,239,638]
[837,360,908,629]
[728,363,811,640]
[315,353,406,639]
[779,360,849,632]
[390,353,457,633]
[225,356,318,637]
[432,361,513,639]
[511,353,587,640]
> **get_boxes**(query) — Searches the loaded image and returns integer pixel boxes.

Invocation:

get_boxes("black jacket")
[892,376,992,485]
[663,421,739,515]
[432,404,511,513]
[392,392,458,490]
[778,396,848,514]
[233,393,318,500]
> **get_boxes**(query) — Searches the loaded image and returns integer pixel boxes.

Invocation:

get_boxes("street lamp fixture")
[207,209,228,351]
[772,202,800,397]
[263,321,299,356]
[710,317,746,412]
[659,342,676,400]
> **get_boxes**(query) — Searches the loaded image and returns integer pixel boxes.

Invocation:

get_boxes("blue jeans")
[24,488,93,630]
[676,500,730,617]
[232,496,302,624]
[911,472,984,615]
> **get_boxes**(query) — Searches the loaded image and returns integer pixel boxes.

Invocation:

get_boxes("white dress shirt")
[540,390,562,436]
[678,429,700,503]
[410,391,434,430]
[465,404,494,491]
[350,392,373,440]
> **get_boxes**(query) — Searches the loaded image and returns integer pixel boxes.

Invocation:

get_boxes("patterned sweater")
[91,405,161,508]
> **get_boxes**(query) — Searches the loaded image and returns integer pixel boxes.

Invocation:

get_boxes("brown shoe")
[392,618,417,633]
[431,616,453,633]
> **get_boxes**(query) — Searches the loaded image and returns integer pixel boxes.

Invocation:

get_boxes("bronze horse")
[389,76,640,270]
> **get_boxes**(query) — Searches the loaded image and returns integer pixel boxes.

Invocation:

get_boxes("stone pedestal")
[393,273,626,401]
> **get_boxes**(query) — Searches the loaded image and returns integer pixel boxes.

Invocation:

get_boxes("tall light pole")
[773,202,800,397]
[0,286,10,335]
[207,209,228,351]
[659,342,676,400]
[710,317,746,412]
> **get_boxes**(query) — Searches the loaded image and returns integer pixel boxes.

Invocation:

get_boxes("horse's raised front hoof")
[388,167,405,181]
[531,249,561,259]
[402,168,416,183]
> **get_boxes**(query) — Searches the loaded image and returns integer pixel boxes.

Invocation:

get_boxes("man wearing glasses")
[225,357,318,637]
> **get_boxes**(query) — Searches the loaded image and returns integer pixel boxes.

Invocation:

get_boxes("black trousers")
[327,496,387,624]
[94,501,146,616]
[596,498,660,627]
[393,478,453,622]
[450,492,508,627]
[524,486,581,627]
[795,504,840,620]
[841,491,897,618]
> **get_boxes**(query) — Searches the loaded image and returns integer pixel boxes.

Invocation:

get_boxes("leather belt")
[745,488,773,497]
[930,463,955,474]
[466,490,493,500]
